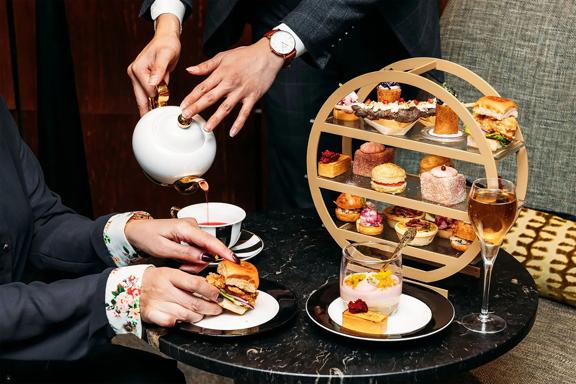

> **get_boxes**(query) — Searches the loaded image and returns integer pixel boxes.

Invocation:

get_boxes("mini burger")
[450,221,476,251]
[469,96,519,151]
[334,193,365,222]
[371,163,407,194]
[206,260,259,315]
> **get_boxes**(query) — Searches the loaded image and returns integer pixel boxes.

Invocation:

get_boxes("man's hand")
[127,14,181,116]
[125,218,240,273]
[181,38,284,137]
[140,267,222,326]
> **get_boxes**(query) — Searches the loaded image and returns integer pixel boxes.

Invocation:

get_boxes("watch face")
[270,30,296,55]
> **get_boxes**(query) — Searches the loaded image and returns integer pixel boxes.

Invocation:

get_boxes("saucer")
[210,229,264,266]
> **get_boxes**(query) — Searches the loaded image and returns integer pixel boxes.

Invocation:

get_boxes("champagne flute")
[461,178,517,333]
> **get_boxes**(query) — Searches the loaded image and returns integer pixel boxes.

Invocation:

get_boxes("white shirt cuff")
[151,0,186,26]
[103,212,151,267]
[105,265,154,338]
[275,23,307,58]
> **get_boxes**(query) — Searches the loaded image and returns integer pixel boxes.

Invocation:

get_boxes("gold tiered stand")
[306,58,528,295]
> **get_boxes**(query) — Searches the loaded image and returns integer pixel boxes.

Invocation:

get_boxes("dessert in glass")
[340,242,402,319]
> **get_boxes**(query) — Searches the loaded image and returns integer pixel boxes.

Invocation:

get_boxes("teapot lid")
[149,106,207,153]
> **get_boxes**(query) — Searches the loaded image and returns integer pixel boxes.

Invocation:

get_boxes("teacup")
[171,203,246,248]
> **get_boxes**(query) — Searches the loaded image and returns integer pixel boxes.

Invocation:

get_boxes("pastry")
[352,99,421,124]
[394,219,438,246]
[434,103,459,134]
[355,203,384,236]
[450,221,476,251]
[370,163,406,194]
[420,165,466,206]
[419,155,453,174]
[333,91,359,121]
[318,150,351,178]
[334,193,365,222]
[352,142,395,177]
[434,215,456,239]
[343,308,388,335]
[377,82,401,103]
[417,98,437,126]
[382,206,425,229]
[341,268,401,315]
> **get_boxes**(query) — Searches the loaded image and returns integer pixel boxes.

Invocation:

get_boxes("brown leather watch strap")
[264,29,296,68]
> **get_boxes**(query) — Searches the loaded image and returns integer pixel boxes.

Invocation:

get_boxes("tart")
[383,206,425,229]
[333,91,359,121]
[318,150,351,178]
[394,219,438,246]
[355,203,384,236]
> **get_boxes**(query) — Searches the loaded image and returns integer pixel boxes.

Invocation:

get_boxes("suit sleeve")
[0,269,114,360]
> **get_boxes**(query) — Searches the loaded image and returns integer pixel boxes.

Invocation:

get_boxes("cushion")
[503,208,576,306]
[439,0,576,216]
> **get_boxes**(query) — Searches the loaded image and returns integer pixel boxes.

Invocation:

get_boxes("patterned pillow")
[503,208,576,306]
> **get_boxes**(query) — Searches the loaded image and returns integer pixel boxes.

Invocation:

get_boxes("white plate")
[364,118,418,136]
[327,294,432,336]
[193,291,279,331]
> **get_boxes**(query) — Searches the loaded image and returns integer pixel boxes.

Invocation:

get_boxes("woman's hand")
[180,38,284,137]
[127,14,181,116]
[125,218,239,273]
[140,267,222,326]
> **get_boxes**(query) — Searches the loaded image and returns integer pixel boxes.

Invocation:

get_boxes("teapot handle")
[147,81,170,110]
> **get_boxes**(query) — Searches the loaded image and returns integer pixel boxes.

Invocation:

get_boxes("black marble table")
[150,210,538,384]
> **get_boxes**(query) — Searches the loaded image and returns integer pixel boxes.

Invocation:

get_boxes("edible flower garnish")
[319,150,340,164]
[367,267,396,288]
[358,202,383,227]
[344,273,366,288]
[348,299,368,314]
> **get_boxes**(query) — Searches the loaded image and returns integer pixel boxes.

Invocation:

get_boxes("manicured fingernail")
[148,75,159,85]
[201,252,218,262]
[229,129,237,138]
[217,296,224,303]
[186,66,198,72]
[180,110,190,119]
[231,253,241,264]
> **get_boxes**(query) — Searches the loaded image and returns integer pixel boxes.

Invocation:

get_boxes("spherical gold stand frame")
[307,58,528,294]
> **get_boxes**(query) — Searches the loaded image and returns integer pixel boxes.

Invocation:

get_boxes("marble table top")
[148,210,538,384]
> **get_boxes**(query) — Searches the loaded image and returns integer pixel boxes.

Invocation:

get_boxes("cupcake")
[352,142,395,177]
[377,82,402,103]
[356,203,384,236]
[420,165,466,206]
[394,219,438,246]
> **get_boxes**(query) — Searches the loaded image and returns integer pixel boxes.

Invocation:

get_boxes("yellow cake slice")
[342,309,388,335]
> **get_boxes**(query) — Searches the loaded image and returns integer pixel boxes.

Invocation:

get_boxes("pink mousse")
[340,273,401,315]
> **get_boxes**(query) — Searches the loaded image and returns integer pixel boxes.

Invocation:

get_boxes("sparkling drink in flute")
[461,178,518,333]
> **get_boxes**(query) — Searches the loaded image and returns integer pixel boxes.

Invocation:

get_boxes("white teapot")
[132,83,215,194]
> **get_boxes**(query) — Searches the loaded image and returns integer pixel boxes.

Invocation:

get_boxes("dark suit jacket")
[140,0,441,71]
[0,99,114,360]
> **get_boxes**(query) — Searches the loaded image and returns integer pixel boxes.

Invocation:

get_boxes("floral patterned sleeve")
[103,211,152,266]
[105,264,153,338]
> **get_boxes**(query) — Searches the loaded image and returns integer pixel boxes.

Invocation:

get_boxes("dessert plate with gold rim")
[306,281,454,342]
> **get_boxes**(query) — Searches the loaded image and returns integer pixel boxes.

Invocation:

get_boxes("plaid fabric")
[440,0,576,216]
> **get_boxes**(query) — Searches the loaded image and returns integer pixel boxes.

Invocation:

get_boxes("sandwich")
[370,163,406,194]
[334,193,365,222]
[206,260,259,315]
[469,96,519,151]
[450,221,476,251]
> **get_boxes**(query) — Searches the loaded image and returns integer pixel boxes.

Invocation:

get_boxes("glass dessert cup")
[340,242,402,316]
[461,178,518,334]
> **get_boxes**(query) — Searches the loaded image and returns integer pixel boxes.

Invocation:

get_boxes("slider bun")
[452,221,476,242]
[371,163,406,183]
[217,260,259,293]
[335,193,365,209]
[474,96,517,115]
[419,155,453,174]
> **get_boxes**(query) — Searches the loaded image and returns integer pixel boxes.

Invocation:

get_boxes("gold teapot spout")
[173,176,209,195]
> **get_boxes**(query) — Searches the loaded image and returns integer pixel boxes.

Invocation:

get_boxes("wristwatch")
[264,29,296,67]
